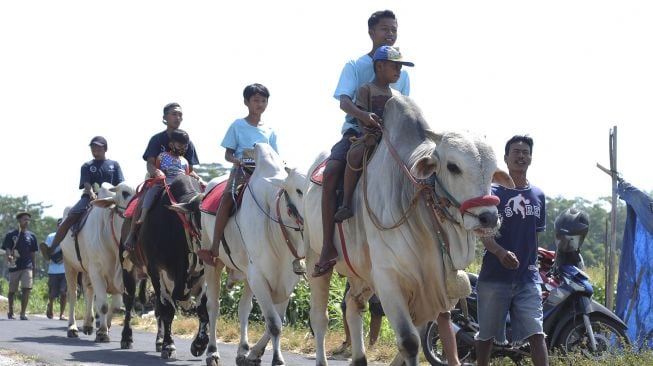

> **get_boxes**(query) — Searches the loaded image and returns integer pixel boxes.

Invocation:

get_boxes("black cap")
[15,212,31,220]
[89,136,108,147]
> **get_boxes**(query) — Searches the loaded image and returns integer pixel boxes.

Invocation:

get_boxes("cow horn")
[92,197,116,208]
[168,203,190,214]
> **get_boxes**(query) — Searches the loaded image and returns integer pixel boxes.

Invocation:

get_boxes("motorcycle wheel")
[556,314,629,360]
[421,320,474,366]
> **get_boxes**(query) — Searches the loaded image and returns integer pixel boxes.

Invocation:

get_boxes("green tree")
[194,162,229,183]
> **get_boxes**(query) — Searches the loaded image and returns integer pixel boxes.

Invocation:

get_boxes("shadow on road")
[10,335,100,348]
[69,348,202,366]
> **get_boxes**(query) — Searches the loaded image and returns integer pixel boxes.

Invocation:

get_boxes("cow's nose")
[477,211,498,228]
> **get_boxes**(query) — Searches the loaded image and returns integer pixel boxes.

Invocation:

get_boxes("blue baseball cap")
[373,46,414,67]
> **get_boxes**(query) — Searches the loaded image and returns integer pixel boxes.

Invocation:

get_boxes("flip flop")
[196,249,218,267]
[312,258,337,278]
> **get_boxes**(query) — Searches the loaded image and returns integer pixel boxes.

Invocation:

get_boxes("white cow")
[303,96,513,366]
[60,182,135,341]
[201,143,306,366]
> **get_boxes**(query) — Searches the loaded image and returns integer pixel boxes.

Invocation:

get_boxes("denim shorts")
[48,273,68,298]
[328,129,361,163]
[475,280,544,343]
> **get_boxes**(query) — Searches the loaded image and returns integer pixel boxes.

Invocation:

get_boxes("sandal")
[196,249,218,267]
[311,258,337,278]
[334,206,354,223]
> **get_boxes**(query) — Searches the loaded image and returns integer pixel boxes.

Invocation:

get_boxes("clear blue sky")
[2,1,651,218]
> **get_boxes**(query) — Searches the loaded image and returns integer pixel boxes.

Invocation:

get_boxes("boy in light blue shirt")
[198,84,290,269]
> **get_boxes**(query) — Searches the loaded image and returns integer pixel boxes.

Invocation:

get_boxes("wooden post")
[606,126,618,310]
[604,218,609,303]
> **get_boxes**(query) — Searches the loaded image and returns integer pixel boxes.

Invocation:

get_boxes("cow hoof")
[67,329,79,338]
[82,326,93,335]
[155,342,163,352]
[191,336,209,357]
[352,357,367,366]
[94,333,110,343]
[206,354,221,366]
[244,358,262,366]
[120,340,133,349]
[161,345,177,360]
[271,355,285,365]
[236,355,247,366]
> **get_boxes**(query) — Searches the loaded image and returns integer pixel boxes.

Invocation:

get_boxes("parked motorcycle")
[422,208,629,365]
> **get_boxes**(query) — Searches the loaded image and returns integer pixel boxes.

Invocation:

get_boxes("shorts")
[8,268,33,292]
[48,273,68,298]
[328,129,361,163]
[70,194,92,214]
[475,280,544,343]
[225,166,249,195]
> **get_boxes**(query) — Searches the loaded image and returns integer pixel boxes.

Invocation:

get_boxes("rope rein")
[360,132,433,231]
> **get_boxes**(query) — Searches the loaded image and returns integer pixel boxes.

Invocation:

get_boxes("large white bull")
[304,96,513,366]
[201,143,306,366]
[60,182,135,342]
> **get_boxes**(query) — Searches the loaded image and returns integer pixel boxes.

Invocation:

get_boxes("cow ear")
[492,169,515,188]
[168,203,191,214]
[425,130,443,145]
[92,197,115,208]
[410,156,439,180]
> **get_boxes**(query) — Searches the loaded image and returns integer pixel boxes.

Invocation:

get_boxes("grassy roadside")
[2,272,652,365]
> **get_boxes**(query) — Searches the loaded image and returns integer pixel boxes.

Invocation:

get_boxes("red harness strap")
[337,223,361,278]
[459,195,500,214]
[109,210,121,248]
[160,178,201,242]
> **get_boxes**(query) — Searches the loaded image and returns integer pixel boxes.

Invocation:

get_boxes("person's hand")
[359,112,382,129]
[497,248,519,270]
[153,169,165,178]
[233,158,242,166]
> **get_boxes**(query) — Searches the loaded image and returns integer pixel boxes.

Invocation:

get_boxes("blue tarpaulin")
[615,180,653,350]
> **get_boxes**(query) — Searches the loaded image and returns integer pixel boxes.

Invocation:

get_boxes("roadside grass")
[0,348,40,363]
[2,271,652,365]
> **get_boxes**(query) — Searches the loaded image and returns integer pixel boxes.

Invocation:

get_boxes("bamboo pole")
[606,126,618,310]
[596,126,619,310]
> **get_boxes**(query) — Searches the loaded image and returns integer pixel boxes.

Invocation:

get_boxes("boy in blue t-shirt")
[197,84,284,268]
[313,10,410,278]
[48,136,124,255]
[2,212,38,320]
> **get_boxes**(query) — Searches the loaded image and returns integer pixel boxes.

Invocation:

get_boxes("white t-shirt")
[45,232,65,274]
